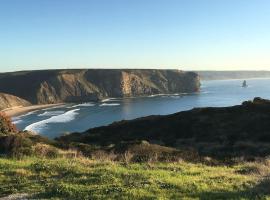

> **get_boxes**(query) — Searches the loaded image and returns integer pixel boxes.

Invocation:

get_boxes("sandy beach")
[1,103,65,117]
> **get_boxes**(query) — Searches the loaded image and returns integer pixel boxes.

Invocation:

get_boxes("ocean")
[13,78,270,138]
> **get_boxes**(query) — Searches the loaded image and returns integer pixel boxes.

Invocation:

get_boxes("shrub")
[0,112,17,134]
[32,143,60,158]
[126,143,179,162]
[122,151,133,164]
[90,150,117,162]
[0,134,33,157]
[59,148,82,158]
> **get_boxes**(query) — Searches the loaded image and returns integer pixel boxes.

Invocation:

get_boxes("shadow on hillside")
[191,177,270,200]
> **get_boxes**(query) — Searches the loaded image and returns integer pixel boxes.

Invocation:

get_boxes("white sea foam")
[99,103,120,106]
[38,110,65,117]
[17,110,37,117]
[68,102,95,108]
[24,109,80,133]
[13,119,23,124]
[148,93,189,98]
[12,111,37,124]
[147,94,167,97]
[101,98,120,102]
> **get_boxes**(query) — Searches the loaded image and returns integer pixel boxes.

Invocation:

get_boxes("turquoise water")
[13,78,270,138]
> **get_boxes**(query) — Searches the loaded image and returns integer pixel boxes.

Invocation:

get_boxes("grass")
[0,157,269,200]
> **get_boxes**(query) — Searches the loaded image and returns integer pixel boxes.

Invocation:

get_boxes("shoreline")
[1,103,65,117]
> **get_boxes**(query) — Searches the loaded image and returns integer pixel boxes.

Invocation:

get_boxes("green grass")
[0,157,268,200]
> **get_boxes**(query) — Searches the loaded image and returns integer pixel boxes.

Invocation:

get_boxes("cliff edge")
[0,69,200,104]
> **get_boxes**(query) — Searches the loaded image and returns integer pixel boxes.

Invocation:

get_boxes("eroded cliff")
[0,93,31,110]
[0,69,200,104]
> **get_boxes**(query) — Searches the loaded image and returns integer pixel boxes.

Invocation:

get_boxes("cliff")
[0,69,200,104]
[0,93,31,110]
[59,97,270,158]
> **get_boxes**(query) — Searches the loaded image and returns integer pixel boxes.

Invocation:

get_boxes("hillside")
[197,71,270,80]
[59,97,270,158]
[0,69,200,104]
[0,110,270,199]
[0,93,31,110]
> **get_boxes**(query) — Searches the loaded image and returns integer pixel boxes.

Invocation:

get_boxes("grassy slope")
[0,157,268,200]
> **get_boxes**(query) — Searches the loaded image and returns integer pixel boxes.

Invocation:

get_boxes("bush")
[90,150,117,162]
[32,143,60,158]
[0,134,33,157]
[115,141,198,163]
[0,112,17,134]
[59,148,82,159]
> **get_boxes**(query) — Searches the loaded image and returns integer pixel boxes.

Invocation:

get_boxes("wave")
[38,110,65,117]
[161,95,181,98]
[148,93,189,98]
[101,98,120,102]
[170,96,181,98]
[24,109,80,133]
[99,103,120,106]
[68,102,95,108]
[147,94,167,97]
[17,110,37,118]
[13,119,23,124]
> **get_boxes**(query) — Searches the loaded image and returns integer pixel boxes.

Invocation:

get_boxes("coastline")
[1,103,65,117]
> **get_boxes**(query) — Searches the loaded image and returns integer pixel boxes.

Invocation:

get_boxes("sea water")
[13,78,270,138]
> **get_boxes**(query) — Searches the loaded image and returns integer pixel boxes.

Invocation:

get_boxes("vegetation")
[0,112,17,134]
[2,99,270,199]
[1,156,270,200]
[59,97,270,160]
[0,112,56,157]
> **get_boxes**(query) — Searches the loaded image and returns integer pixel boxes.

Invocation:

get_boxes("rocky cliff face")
[0,69,200,104]
[0,93,31,110]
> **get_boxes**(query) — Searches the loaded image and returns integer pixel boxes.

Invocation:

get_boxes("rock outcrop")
[0,69,200,104]
[0,93,31,110]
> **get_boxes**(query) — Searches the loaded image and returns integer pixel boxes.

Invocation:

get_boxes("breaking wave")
[24,109,80,133]
[99,103,120,106]
[12,119,23,124]
[148,93,189,98]
[38,111,65,117]
[68,102,95,108]
[101,98,120,102]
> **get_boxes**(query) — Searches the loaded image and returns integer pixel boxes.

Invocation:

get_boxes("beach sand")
[2,103,65,117]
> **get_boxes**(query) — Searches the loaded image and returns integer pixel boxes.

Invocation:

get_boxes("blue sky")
[1,0,270,72]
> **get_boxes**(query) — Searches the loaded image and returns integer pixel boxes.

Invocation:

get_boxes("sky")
[0,0,270,72]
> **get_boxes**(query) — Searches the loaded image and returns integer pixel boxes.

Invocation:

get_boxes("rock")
[0,69,200,104]
[0,93,31,110]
